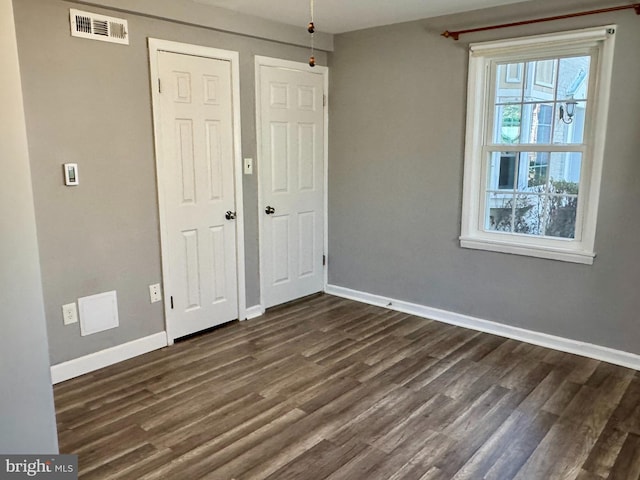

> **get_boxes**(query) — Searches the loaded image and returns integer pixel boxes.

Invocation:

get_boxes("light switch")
[244,158,253,175]
[64,163,79,186]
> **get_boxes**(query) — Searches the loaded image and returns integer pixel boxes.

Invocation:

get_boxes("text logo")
[0,455,77,480]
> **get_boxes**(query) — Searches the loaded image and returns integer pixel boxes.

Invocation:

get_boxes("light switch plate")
[64,163,79,186]
[244,158,253,175]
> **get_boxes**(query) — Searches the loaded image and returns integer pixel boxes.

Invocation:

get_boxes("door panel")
[209,225,227,303]
[177,120,196,203]
[272,215,291,285]
[183,229,201,309]
[298,211,316,277]
[270,122,290,193]
[158,51,238,340]
[298,123,316,190]
[259,64,325,308]
[206,121,224,201]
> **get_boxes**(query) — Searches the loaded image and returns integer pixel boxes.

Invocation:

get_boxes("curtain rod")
[441,3,640,40]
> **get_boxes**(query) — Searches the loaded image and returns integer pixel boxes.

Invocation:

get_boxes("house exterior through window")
[460,26,616,264]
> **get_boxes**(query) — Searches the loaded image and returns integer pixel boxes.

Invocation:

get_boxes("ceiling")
[193,0,534,34]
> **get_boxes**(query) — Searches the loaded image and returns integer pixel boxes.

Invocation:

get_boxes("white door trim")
[149,38,246,344]
[254,56,329,311]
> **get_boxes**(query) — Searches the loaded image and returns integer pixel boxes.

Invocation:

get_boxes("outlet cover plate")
[62,303,78,325]
[149,284,162,303]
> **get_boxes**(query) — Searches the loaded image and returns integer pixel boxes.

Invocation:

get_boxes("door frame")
[254,56,329,311]
[149,38,246,344]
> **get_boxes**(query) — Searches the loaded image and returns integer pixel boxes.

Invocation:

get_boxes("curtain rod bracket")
[442,3,640,41]
[441,30,459,40]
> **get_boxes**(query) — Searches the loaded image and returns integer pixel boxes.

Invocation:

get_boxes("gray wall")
[14,0,327,364]
[0,0,58,453]
[328,0,640,355]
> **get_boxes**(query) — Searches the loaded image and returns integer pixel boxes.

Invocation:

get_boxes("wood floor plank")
[52,293,640,480]
[206,381,400,480]
[478,409,559,480]
[513,371,634,480]
[607,433,640,479]
[328,387,424,447]
[580,425,628,479]
[575,469,606,480]
[542,379,583,416]
[262,439,369,480]
[140,409,307,480]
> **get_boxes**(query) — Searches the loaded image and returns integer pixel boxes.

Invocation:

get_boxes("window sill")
[460,236,595,265]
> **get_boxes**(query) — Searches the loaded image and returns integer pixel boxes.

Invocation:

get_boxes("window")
[460,26,616,264]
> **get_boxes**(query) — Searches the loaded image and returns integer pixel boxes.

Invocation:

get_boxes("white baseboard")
[50,332,168,384]
[325,284,640,371]
[245,305,265,320]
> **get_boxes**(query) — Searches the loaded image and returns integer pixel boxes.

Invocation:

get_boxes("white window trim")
[460,26,616,265]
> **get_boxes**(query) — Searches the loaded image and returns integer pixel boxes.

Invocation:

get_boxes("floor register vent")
[70,8,129,45]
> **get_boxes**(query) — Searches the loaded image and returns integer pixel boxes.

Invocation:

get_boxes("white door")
[157,50,239,340]
[258,61,326,308]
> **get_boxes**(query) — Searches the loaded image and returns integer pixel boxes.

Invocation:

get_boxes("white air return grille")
[70,9,129,45]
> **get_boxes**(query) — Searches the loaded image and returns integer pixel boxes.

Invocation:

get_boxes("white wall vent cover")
[70,9,129,45]
[79,290,120,336]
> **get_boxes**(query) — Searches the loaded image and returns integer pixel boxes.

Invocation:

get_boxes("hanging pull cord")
[308,0,316,67]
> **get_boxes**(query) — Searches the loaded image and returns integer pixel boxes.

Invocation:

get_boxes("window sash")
[487,52,596,148]
[482,49,593,243]
[479,150,587,242]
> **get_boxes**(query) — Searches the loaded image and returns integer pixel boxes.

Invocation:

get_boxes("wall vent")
[70,9,129,45]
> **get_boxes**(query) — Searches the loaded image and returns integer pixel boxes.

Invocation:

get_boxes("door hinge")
[170,295,174,309]
[323,255,326,266]
[158,78,162,93]
[323,94,327,107]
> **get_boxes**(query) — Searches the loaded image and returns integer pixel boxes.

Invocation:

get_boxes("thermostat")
[64,163,79,186]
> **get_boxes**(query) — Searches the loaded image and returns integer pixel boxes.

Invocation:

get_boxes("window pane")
[525,60,556,102]
[495,62,524,103]
[488,151,517,190]
[522,103,554,144]
[527,152,549,190]
[486,193,514,232]
[545,195,578,238]
[557,56,590,101]
[494,104,521,144]
[534,59,557,88]
[554,100,586,144]
[513,194,545,236]
[549,152,582,192]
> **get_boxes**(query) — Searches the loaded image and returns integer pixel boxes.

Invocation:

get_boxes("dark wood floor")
[54,294,640,479]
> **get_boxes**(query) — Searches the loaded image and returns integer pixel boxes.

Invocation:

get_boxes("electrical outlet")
[149,283,162,303]
[62,303,78,325]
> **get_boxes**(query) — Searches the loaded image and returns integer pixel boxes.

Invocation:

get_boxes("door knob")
[265,206,275,215]
[225,211,237,220]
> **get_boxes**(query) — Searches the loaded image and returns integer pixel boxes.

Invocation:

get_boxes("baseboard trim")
[50,332,168,384]
[325,284,640,371]
[245,305,265,320]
